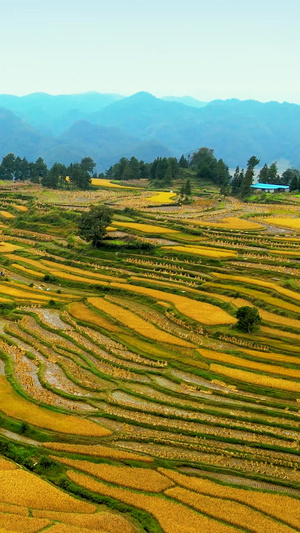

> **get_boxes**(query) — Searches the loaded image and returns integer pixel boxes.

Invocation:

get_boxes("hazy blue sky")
[0,0,299,102]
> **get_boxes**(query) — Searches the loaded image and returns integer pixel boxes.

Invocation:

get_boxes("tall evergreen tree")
[231,166,242,195]
[290,175,299,192]
[140,161,150,179]
[191,147,218,183]
[42,163,67,189]
[240,156,260,198]
[258,164,269,183]
[216,159,230,187]
[0,153,15,180]
[268,162,279,184]
[179,154,188,168]
[128,156,141,179]
[34,157,48,182]
[281,168,300,185]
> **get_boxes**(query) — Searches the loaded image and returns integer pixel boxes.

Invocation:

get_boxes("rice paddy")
[162,245,238,258]
[186,216,263,231]
[0,184,300,532]
[147,191,177,203]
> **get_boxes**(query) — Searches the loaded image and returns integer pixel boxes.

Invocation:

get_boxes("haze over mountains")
[0,91,298,171]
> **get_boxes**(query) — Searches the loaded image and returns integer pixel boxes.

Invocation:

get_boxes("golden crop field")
[186,216,263,230]
[68,301,120,331]
[13,205,28,212]
[33,510,134,533]
[67,470,238,533]
[199,347,300,378]
[159,469,300,530]
[262,217,300,230]
[11,263,45,278]
[88,296,194,346]
[206,281,300,313]
[210,363,300,392]
[0,469,96,512]
[0,457,17,470]
[52,457,173,492]
[45,443,153,461]
[162,245,238,258]
[147,192,177,203]
[213,272,300,302]
[165,486,295,533]
[113,221,178,233]
[2,182,300,532]
[0,375,111,435]
[0,211,15,219]
[111,282,236,325]
[41,259,126,281]
[91,178,138,189]
[0,243,19,253]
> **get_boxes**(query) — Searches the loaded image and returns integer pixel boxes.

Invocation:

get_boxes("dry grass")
[111,282,236,325]
[162,245,237,258]
[113,221,178,234]
[68,301,120,331]
[0,375,111,436]
[67,470,237,533]
[52,457,173,492]
[165,486,296,533]
[33,510,134,533]
[210,363,300,392]
[0,469,96,512]
[45,443,152,462]
[148,192,176,204]
[159,469,300,530]
[88,296,194,347]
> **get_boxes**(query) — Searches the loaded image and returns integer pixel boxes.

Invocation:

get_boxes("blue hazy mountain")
[162,95,207,108]
[0,92,124,134]
[0,107,171,171]
[0,91,299,169]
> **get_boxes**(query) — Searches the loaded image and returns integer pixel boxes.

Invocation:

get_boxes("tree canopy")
[78,205,112,247]
[236,306,261,333]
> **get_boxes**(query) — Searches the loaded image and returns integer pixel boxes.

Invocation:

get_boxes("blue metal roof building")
[251,183,289,192]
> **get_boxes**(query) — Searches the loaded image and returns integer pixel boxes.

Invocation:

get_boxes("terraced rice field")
[0,188,300,532]
[186,216,263,231]
[147,192,177,203]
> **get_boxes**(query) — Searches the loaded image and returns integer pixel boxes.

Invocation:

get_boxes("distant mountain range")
[0,91,298,171]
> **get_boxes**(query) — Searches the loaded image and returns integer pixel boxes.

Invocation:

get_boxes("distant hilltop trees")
[0,149,299,197]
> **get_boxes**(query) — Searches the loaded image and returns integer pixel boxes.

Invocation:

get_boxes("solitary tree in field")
[236,306,261,333]
[78,205,112,247]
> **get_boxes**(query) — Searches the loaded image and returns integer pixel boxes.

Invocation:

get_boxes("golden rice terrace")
[0,182,299,532]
